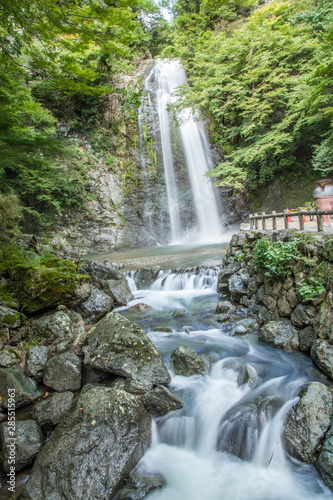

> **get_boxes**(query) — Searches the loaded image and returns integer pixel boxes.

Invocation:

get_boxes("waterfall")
[155,62,183,242]
[144,59,224,245]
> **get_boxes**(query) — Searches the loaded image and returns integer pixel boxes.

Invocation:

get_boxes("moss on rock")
[11,258,90,314]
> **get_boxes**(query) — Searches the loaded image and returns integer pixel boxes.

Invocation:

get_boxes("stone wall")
[218,229,333,377]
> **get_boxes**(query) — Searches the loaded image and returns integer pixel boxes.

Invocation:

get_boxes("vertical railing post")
[272,211,277,230]
[262,212,266,230]
[317,207,323,232]
[254,213,258,230]
[250,216,254,230]
[298,207,304,230]
[283,209,289,229]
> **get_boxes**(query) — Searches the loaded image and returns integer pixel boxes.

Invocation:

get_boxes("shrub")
[253,238,299,278]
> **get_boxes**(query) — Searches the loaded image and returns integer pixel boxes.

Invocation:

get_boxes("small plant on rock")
[234,252,245,262]
[253,239,299,279]
[298,277,326,301]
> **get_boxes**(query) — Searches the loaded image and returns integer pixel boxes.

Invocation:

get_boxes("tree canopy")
[165,0,333,192]
[0,0,168,230]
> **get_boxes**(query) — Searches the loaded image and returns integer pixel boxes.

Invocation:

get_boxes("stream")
[117,265,333,500]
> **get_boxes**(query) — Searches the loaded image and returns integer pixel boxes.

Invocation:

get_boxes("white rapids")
[119,267,333,500]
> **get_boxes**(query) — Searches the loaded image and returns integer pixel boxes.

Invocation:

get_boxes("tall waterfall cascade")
[138,59,224,245]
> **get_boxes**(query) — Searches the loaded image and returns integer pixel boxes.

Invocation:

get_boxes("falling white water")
[155,61,182,242]
[179,120,222,242]
[150,59,223,244]
[150,267,219,292]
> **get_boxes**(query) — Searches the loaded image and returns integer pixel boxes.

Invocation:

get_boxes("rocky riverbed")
[0,232,333,498]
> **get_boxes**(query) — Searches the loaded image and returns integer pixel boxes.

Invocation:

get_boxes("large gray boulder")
[0,420,42,472]
[30,308,86,352]
[0,367,42,409]
[284,382,333,462]
[21,387,151,500]
[141,386,183,416]
[79,286,113,323]
[258,320,299,351]
[32,391,75,428]
[43,352,82,392]
[132,267,161,289]
[311,340,333,379]
[171,346,206,377]
[79,260,122,284]
[317,425,333,490]
[83,312,170,386]
[106,277,134,306]
[25,346,50,382]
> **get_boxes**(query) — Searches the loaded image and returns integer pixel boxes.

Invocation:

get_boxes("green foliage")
[298,277,326,301]
[168,0,333,193]
[0,0,170,234]
[234,252,245,262]
[252,238,299,278]
[26,339,40,349]
[0,194,22,235]
[320,238,333,263]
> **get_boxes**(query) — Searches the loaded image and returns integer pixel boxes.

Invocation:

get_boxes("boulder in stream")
[284,382,333,462]
[106,277,134,306]
[228,270,249,301]
[132,266,161,289]
[141,385,183,416]
[310,340,333,379]
[21,386,151,500]
[171,346,206,377]
[83,312,170,386]
[215,301,234,314]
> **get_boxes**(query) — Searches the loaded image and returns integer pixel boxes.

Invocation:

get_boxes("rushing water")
[119,267,333,500]
[146,59,224,244]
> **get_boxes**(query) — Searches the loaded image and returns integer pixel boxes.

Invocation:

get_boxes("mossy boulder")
[10,258,91,314]
[0,283,20,310]
[0,305,21,329]
[21,387,151,500]
[83,312,170,386]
